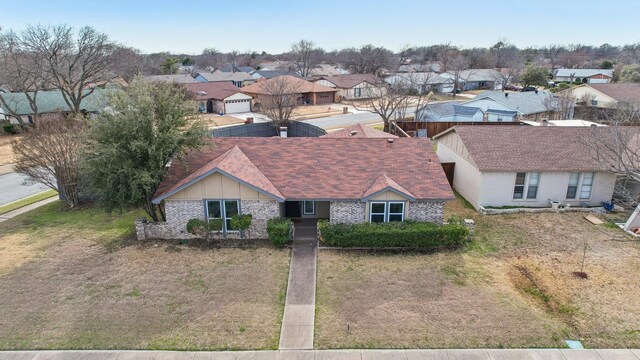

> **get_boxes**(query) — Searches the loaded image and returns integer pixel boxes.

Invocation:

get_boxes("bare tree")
[290,40,323,77]
[544,91,575,120]
[23,25,116,114]
[448,55,470,97]
[0,30,50,124]
[490,39,519,68]
[253,76,303,129]
[340,44,393,76]
[578,103,640,206]
[12,113,86,207]
[543,45,564,70]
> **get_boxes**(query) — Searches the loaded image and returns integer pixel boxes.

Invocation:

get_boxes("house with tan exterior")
[433,126,617,210]
[310,74,384,101]
[240,76,338,105]
[146,137,453,239]
[565,83,640,108]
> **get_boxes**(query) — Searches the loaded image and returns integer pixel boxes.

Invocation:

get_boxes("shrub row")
[267,217,292,247]
[318,220,469,248]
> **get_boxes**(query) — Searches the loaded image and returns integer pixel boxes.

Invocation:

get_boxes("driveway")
[0,171,50,206]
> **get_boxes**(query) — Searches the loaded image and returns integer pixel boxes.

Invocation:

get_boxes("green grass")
[1,200,147,250]
[0,189,58,215]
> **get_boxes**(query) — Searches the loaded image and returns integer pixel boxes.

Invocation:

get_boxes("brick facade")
[407,201,445,223]
[240,200,279,239]
[330,201,366,224]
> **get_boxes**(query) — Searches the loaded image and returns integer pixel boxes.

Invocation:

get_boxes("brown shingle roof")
[240,75,338,95]
[435,125,637,172]
[322,124,398,138]
[585,83,640,102]
[316,74,382,88]
[154,137,453,203]
[184,82,243,100]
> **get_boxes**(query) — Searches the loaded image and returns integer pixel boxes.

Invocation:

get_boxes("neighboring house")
[565,83,640,107]
[398,62,443,73]
[251,70,300,80]
[461,90,560,121]
[149,137,453,239]
[311,74,384,100]
[216,65,256,74]
[141,74,198,84]
[432,126,617,210]
[240,75,338,105]
[554,69,614,83]
[418,102,486,122]
[184,82,252,114]
[193,72,255,88]
[455,69,504,91]
[384,72,455,94]
[308,64,350,77]
[321,123,398,138]
[520,119,606,127]
[0,89,110,124]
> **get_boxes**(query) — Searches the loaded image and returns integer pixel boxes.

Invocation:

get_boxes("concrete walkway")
[0,196,58,223]
[279,221,318,350]
[1,349,639,360]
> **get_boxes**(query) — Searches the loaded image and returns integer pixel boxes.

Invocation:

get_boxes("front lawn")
[315,197,640,349]
[0,201,290,350]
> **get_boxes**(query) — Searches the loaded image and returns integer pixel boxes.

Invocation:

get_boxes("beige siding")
[435,132,482,209]
[167,172,270,201]
[369,190,409,201]
[479,171,616,208]
[567,86,617,107]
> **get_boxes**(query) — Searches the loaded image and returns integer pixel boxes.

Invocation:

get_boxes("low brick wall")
[407,201,445,223]
[135,199,279,240]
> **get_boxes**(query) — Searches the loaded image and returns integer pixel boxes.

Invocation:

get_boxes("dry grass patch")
[0,202,290,350]
[0,135,19,166]
[317,197,640,348]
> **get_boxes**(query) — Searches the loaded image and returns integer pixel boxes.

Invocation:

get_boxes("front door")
[284,201,302,218]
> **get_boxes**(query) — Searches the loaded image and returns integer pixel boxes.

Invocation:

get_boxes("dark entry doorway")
[284,201,302,218]
[207,100,214,113]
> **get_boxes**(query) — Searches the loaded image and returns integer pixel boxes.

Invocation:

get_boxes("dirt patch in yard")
[0,203,290,350]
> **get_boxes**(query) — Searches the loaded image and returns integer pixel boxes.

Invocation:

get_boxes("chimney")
[535,89,539,94]
[280,126,288,138]
[505,93,509,98]
[542,119,549,126]
[245,117,254,124]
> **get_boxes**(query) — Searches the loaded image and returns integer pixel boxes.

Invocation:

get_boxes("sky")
[1,0,639,54]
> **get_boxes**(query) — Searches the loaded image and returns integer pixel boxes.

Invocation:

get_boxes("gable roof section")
[322,124,398,138]
[196,71,253,82]
[361,173,416,201]
[555,68,614,78]
[184,82,246,100]
[463,91,555,115]
[154,146,285,203]
[584,83,640,102]
[253,70,300,79]
[433,125,632,172]
[142,74,198,84]
[0,89,111,115]
[315,74,382,88]
[240,76,338,95]
[153,137,453,203]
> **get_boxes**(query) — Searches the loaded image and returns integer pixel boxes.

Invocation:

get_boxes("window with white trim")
[206,200,240,232]
[369,202,405,223]
[303,201,315,215]
[513,172,540,199]
[566,172,595,200]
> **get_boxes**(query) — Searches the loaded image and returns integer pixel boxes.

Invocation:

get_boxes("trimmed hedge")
[318,220,469,248]
[267,217,292,247]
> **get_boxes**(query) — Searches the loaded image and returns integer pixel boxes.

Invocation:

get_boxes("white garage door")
[224,99,251,114]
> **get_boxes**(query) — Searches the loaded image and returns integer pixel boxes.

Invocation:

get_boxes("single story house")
[461,90,560,121]
[141,74,198,84]
[311,74,384,100]
[418,102,486,122]
[251,70,300,80]
[554,69,614,84]
[193,71,255,88]
[398,62,443,73]
[384,72,455,94]
[432,125,617,210]
[184,82,252,114]
[308,64,350,77]
[455,69,503,91]
[321,123,398,138]
[240,76,338,105]
[149,137,453,239]
[0,89,110,124]
[564,83,640,107]
[520,119,606,127]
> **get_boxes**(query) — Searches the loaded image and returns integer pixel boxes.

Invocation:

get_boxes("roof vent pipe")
[505,93,509,97]
[387,138,394,143]
[280,127,288,138]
